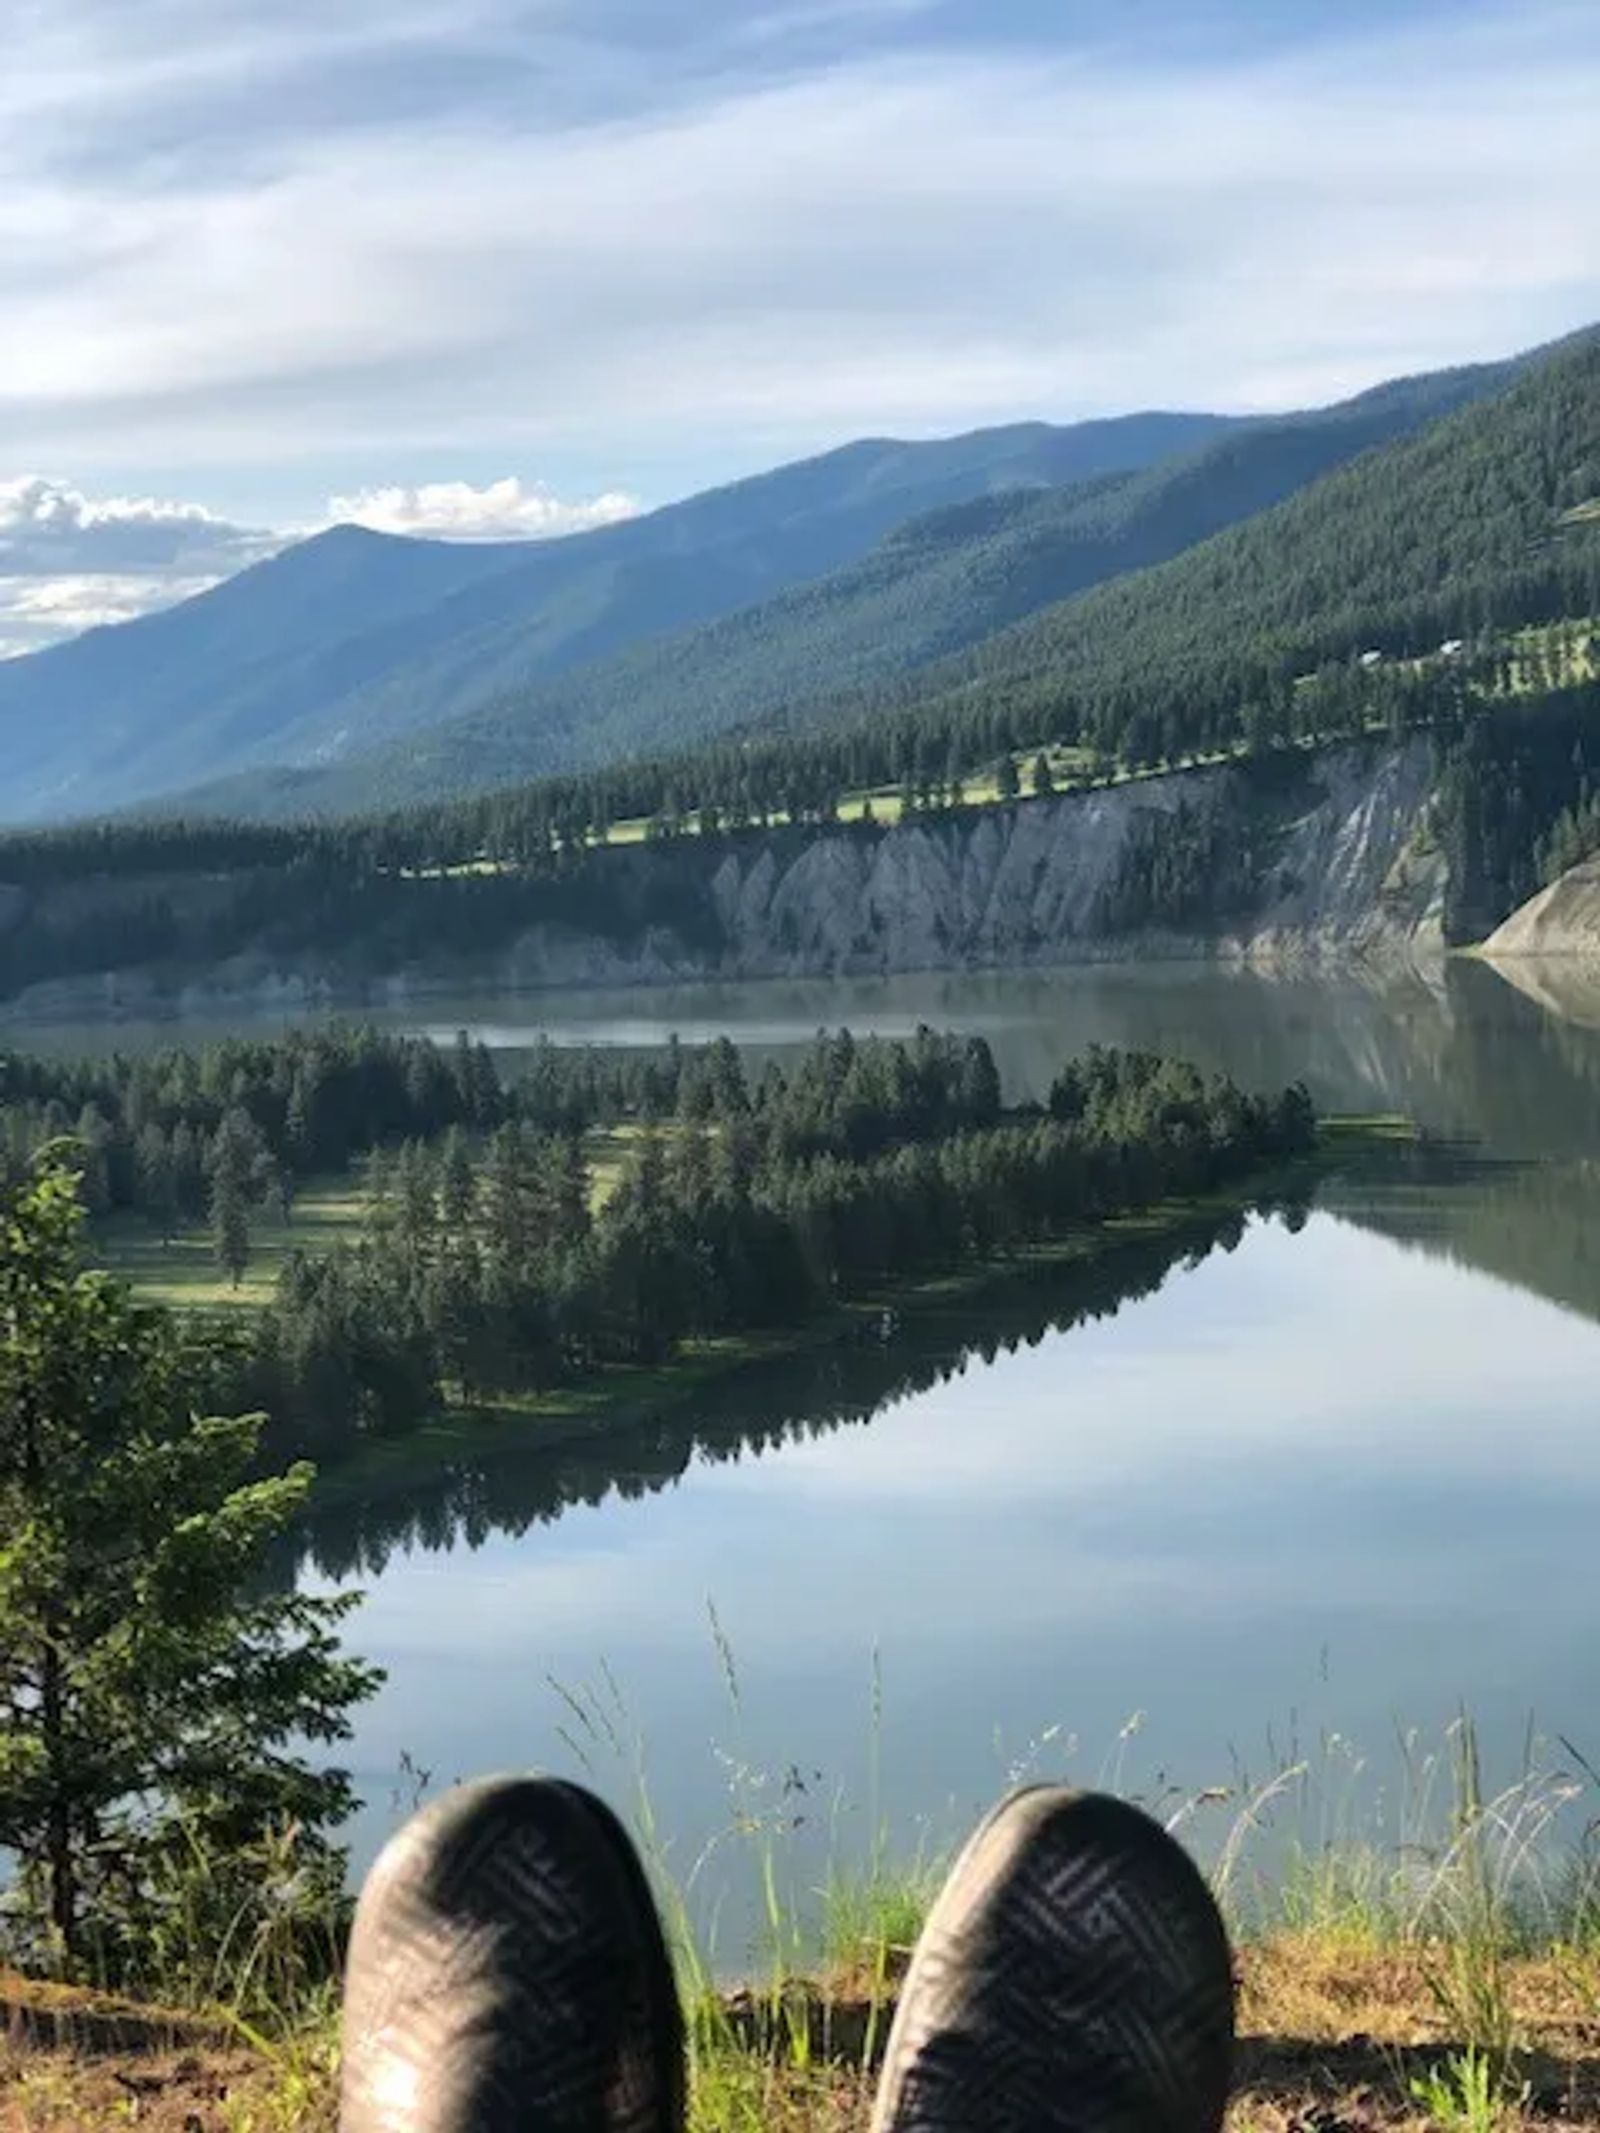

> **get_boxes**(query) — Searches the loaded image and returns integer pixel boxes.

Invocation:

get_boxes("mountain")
[165,351,1529,823]
[366,323,1591,843]
[885,329,1600,768]
[0,412,1238,826]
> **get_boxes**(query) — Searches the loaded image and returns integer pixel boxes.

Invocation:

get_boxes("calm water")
[14,956,1600,1930]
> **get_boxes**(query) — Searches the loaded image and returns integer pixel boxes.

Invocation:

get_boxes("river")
[11,954,1600,1947]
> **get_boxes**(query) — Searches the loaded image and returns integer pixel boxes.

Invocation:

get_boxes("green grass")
[378,618,1597,892]
[97,1178,374,1312]
[1500,614,1597,694]
[6,1699,1600,2131]
[99,1125,651,1311]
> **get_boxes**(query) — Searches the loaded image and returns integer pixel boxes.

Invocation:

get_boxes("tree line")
[218,1035,1315,1473]
[0,340,1591,882]
[0,1025,498,1257]
[290,1195,1303,1587]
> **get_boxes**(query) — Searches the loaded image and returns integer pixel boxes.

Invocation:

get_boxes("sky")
[2,0,1598,656]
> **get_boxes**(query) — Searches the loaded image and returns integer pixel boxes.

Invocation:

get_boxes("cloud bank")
[0,473,645,656]
[3,0,1596,497]
[327,477,641,540]
[1,0,1596,652]
[0,477,276,656]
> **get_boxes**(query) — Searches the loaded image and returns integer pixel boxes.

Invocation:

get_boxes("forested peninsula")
[1,1026,1315,1486]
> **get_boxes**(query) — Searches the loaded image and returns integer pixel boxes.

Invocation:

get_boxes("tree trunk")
[43,1642,76,1964]
[18,1356,77,1966]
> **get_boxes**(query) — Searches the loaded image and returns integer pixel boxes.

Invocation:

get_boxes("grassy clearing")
[97,1178,373,1312]
[1502,617,1598,694]
[585,620,1589,855]
[98,1128,644,1312]
[390,617,1599,887]
[96,1128,1373,1503]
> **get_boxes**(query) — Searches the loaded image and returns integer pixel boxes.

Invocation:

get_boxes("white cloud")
[326,476,641,540]
[0,0,1595,493]
[0,476,278,656]
[0,469,646,657]
[0,572,233,659]
[727,0,940,47]
[0,474,268,566]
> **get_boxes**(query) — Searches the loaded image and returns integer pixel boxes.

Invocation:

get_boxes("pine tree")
[209,1160,251,1289]
[1031,753,1056,799]
[284,1081,313,1172]
[545,1134,591,1249]
[395,1139,437,1257]
[439,1126,476,1228]
[483,1123,537,1261]
[206,1113,260,1290]
[135,1124,176,1241]
[0,1150,379,1976]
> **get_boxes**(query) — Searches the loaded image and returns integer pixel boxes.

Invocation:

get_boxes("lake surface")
[15,955,1600,1944]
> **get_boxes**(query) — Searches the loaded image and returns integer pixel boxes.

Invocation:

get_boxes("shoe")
[340,1776,685,2133]
[869,1787,1233,2133]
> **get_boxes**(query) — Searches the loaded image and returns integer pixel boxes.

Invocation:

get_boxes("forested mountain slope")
[464,327,1598,819]
[775,326,1600,784]
[0,412,1237,826]
[187,353,1525,820]
[346,325,1592,850]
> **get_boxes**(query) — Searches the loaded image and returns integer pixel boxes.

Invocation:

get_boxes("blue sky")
[1,0,1597,652]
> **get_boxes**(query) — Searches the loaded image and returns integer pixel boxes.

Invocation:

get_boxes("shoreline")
[301,1135,1397,1515]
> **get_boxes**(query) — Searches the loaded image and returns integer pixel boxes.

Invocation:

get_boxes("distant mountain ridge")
[0,335,1569,828]
[308,351,1523,815]
[0,411,1236,825]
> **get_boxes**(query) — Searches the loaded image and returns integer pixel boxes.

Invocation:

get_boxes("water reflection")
[283,956,1600,1900]
[12,951,1600,1901]
[292,1196,1308,1582]
[307,1193,1600,1909]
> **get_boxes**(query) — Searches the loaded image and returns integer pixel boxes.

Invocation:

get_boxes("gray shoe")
[340,1776,684,2133]
[870,1788,1233,2133]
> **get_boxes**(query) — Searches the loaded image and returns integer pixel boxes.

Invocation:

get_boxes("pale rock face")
[0,740,1457,1018]
[1482,856,1600,961]
[664,739,1445,982]
[1232,739,1447,958]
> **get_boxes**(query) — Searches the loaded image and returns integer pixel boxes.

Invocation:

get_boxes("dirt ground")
[3,1940,1596,2131]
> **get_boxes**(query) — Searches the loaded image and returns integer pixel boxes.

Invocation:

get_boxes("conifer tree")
[0,1150,378,1977]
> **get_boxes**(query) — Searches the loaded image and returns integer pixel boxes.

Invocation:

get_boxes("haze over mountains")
[0,334,1577,829]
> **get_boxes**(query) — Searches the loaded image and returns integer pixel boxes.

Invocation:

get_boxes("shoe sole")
[869,1786,1234,2133]
[545,1778,687,2133]
[341,1773,684,2133]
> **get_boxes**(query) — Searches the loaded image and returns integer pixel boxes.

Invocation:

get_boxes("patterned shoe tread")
[870,1788,1234,2133]
[340,1775,684,2133]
